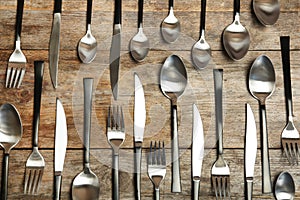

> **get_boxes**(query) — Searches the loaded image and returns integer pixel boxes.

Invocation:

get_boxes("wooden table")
[0,0,300,199]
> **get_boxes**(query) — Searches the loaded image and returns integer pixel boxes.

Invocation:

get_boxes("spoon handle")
[280,36,293,118]
[213,69,223,155]
[114,0,122,25]
[137,0,144,28]
[169,0,174,9]
[86,0,93,27]
[200,0,206,34]
[234,0,240,14]
[83,78,93,165]
[15,0,24,41]
[1,154,9,200]
[33,61,44,148]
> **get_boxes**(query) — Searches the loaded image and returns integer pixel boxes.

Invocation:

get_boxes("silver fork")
[211,69,230,199]
[24,61,45,195]
[148,141,166,200]
[107,105,125,200]
[280,36,300,165]
[6,0,26,88]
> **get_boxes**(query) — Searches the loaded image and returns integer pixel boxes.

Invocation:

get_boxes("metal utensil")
[134,73,146,200]
[0,103,22,200]
[161,0,180,43]
[147,141,166,200]
[275,171,295,200]
[223,0,250,61]
[49,0,62,88]
[54,98,68,200]
[160,54,187,193]
[72,78,100,200]
[78,0,97,63]
[24,61,45,195]
[129,0,149,62]
[191,0,211,70]
[253,0,280,26]
[245,103,257,200]
[6,0,26,88]
[211,69,231,199]
[192,104,204,200]
[109,0,122,100]
[280,36,300,165]
[248,55,275,194]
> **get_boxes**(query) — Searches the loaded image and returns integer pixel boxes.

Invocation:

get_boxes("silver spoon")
[248,55,275,194]
[223,0,250,61]
[78,0,97,63]
[191,0,211,70]
[129,0,149,62]
[160,54,187,193]
[0,103,22,200]
[275,171,295,200]
[72,78,100,200]
[161,0,180,43]
[253,0,280,26]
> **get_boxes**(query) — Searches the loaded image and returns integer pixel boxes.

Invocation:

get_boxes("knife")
[109,0,122,100]
[134,73,146,200]
[245,103,257,200]
[54,98,68,200]
[49,0,62,88]
[192,104,204,200]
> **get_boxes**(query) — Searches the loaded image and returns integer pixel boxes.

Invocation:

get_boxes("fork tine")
[107,106,111,129]
[5,68,11,88]
[119,106,125,131]
[162,142,166,166]
[17,68,25,88]
[13,68,21,88]
[284,141,293,164]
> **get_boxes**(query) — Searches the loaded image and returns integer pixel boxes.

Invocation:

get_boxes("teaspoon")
[161,0,180,43]
[253,0,280,26]
[275,171,295,200]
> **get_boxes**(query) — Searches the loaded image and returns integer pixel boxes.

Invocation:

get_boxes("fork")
[24,61,45,195]
[147,141,166,200]
[107,105,125,200]
[211,69,230,199]
[280,36,300,165]
[6,0,26,88]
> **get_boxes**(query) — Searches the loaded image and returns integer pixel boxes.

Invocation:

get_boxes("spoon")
[253,0,280,26]
[248,55,275,194]
[223,0,250,61]
[72,78,100,200]
[78,0,97,63]
[161,0,180,43]
[160,54,187,193]
[275,171,295,200]
[191,0,211,70]
[0,103,22,200]
[129,0,149,62]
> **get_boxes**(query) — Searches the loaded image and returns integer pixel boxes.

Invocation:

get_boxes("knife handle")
[171,104,181,193]
[33,61,44,148]
[114,0,122,25]
[83,78,93,165]
[86,0,93,26]
[134,146,142,200]
[137,0,143,28]
[280,36,293,118]
[54,175,62,200]
[54,0,62,13]
[15,0,24,41]
[193,179,200,200]
[246,178,253,200]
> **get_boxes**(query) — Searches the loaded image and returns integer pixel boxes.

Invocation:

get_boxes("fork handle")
[155,188,160,200]
[246,179,253,200]
[280,36,293,118]
[1,154,9,200]
[54,175,62,200]
[15,0,24,41]
[33,61,44,148]
[113,154,119,200]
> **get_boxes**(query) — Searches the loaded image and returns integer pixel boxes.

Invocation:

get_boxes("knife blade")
[54,98,68,200]
[192,104,204,200]
[109,0,122,100]
[49,0,62,89]
[134,73,146,200]
[245,103,257,200]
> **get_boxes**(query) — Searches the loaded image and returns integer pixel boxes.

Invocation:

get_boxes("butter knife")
[192,104,204,200]
[109,0,122,100]
[245,103,257,200]
[54,98,68,200]
[49,0,62,88]
[134,73,146,200]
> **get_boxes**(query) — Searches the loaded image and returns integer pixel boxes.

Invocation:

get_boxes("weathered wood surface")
[0,0,300,199]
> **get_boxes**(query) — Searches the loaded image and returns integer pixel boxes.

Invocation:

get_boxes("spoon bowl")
[161,4,180,43]
[0,103,22,199]
[253,0,280,26]
[130,27,149,62]
[275,171,295,200]
[78,25,97,64]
